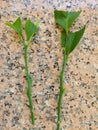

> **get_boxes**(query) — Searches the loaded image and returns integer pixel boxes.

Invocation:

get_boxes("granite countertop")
[0,0,98,130]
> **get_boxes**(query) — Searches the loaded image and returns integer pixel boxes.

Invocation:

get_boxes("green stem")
[57,52,68,130]
[24,44,35,124]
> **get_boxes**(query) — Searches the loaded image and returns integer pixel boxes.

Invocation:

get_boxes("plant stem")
[57,51,68,130]
[24,44,35,124]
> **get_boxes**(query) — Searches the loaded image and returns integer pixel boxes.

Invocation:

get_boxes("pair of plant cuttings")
[6,17,39,124]
[54,10,86,130]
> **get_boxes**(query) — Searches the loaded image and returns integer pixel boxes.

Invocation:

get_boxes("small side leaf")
[6,17,22,37]
[65,31,75,55]
[69,25,86,54]
[54,10,81,34]
[61,25,86,55]
[61,29,75,54]
[24,19,37,42]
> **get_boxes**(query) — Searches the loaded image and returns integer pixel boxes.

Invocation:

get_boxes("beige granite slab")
[0,0,98,130]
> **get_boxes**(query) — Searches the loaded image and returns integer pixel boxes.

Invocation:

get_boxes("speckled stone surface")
[0,0,98,130]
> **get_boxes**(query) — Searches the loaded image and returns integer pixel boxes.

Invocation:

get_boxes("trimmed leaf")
[54,10,81,34]
[61,25,86,55]
[25,19,37,42]
[6,17,22,37]
[54,10,68,31]
[6,22,14,29]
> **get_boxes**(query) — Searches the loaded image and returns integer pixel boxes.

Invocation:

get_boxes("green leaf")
[67,11,81,30]
[6,17,22,37]
[61,25,86,55]
[54,10,81,34]
[25,19,37,42]
[69,25,86,53]
[54,10,68,32]
[61,29,66,47]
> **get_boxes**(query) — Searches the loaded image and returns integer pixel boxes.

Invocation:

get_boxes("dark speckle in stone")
[9,92,14,97]
[12,116,19,126]
[86,61,90,64]
[35,99,38,104]
[4,110,10,116]
[1,79,4,82]
[16,83,23,93]
[4,102,12,107]
[53,61,59,70]
[20,12,22,14]
[23,128,26,130]
[42,125,46,129]
[0,95,6,100]
[21,0,31,6]
[23,17,27,21]
[42,6,45,9]
[91,75,95,79]
[91,102,95,106]
[49,85,54,91]
[44,29,52,37]
[66,3,71,8]
[1,33,7,41]
[26,103,30,108]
